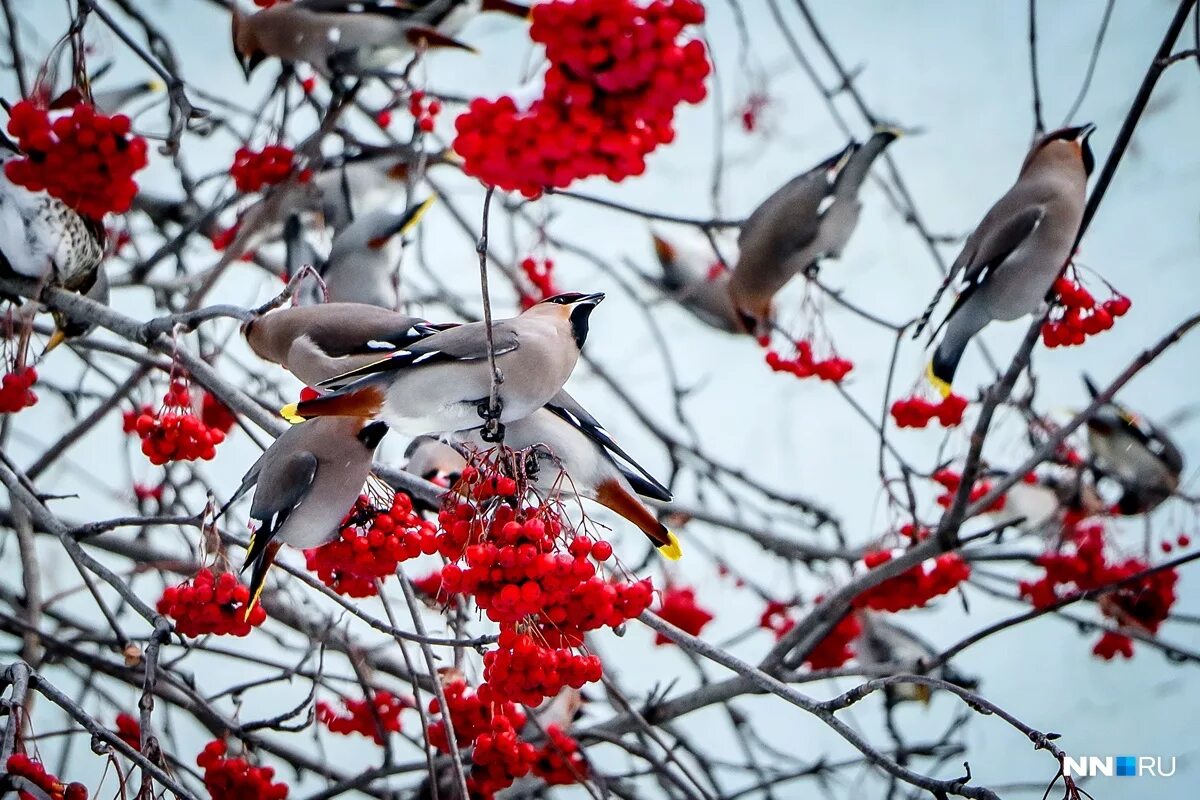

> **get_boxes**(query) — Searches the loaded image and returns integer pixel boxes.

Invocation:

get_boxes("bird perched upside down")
[919,124,1096,396]
[283,292,604,438]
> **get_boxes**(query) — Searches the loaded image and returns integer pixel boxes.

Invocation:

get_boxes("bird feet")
[477,397,505,443]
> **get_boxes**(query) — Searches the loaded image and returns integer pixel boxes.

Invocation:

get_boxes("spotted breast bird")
[729,129,900,336]
[457,390,680,559]
[233,416,389,613]
[282,292,605,437]
[650,230,742,334]
[919,124,1096,396]
[317,198,434,309]
[0,137,104,291]
[1083,375,1183,515]
[243,302,448,387]
[232,0,478,78]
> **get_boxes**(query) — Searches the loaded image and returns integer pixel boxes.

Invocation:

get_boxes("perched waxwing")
[650,230,741,334]
[920,124,1096,396]
[283,292,605,437]
[855,611,977,706]
[233,416,389,612]
[729,130,900,336]
[45,264,110,353]
[0,137,104,290]
[457,391,680,558]
[404,435,466,486]
[243,302,447,387]
[317,198,434,308]
[231,1,477,79]
[1083,375,1183,515]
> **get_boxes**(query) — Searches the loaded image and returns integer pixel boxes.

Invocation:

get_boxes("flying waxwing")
[318,198,434,308]
[650,230,741,334]
[231,1,477,79]
[1083,375,1183,515]
[45,264,110,352]
[282,292,605,437]
[90,80,164,114]
[404,436,466,486]
[855,611,977,706]
[243,302,447,387]
[396,0,533,38]
[920,124,1096,396]
[233,416,389,612]
[729,129,901,336]
[457,391,680,558]
[0,137,104,290]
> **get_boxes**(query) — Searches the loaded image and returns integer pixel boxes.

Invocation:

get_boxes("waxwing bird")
[920,124,1096,396]
[650,230,741,334]
[318,198,435,309]
[856,611,977,706]
[457,390,680,558]
[243,302,447,387]
[233,416,389,612]
[283,292,605,438]
[397,0,533,37]
[1083,375,1183,515]
[404,435,466,486]
[45,264,110,352]
[232,1,477,79]
[994,470,1105,539]
[729,130,901,336]
[0,137,104,290]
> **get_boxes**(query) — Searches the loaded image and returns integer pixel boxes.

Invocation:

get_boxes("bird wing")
[929,205,1045,341]
[544,395,673,502]
[246,450,319,565]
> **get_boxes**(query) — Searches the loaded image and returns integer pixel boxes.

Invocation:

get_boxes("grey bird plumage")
[243,302,447,387]
[234,416,389,609]
[1083,375,1183,515]
[650,230,741,334]
[922,124,1096,395]
[287,292,604,437]
[316,199,434,308]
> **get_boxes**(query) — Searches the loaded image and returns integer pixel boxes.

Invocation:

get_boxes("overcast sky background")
[4,1,1200,798]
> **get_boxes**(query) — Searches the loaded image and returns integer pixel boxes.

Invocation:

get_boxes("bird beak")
[1074,122,1097,142]
[574,292,606,307]
[44,329,68,353]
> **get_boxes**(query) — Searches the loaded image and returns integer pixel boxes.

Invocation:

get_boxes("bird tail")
[595,480,682,560]
[405,26,478,53]
[242,531,282,620]
[281,383,385,423]
[482,0,533,18]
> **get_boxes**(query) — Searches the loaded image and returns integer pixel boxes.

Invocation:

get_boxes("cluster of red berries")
[1160,533,1192,553]
[132,481,164,503]
[156,568,267,637]
[484,629,603,707]
[131,382,226,465]
[316,691,408,744]
[5,100,148,219]
[411,567,456,603]
[253,0,283,7]
[890,392,968,429]
[933,468,1006,512]
[201,391,238,434]
[532,724,590,785]
[230,145,310,193]
[114,712,141,750]
[654,585,714,645]
[0,367,38,413]
[5,755,87,800]
[759,599,796,640]
[853,549,971,612]
[427,678,536,797]
[408,90,442,133]
[209,224,239,251]
[1042,276,1130,348]
[453,0,709,197]
[765,340,854,383]
[196,740,288,800]
[518,256,560,309]
[304,492,437,597]
[805,609,862,670]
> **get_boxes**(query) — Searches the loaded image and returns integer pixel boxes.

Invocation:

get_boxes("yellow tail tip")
[280,403,304,424]
[402,196,437,235]
[244,585,265,622]
[925,362,952,399]
[658,531,683,561]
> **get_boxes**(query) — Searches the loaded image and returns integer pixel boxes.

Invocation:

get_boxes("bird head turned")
[1024,123,1096,176]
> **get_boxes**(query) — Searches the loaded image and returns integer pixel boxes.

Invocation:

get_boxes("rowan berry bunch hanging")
[304,490,437,598]
[653,585,714,644]
[518,255,560,309]
[196,740,289,800]
[5,754,88,800]
[114,712,141,750]
[485,629,603,707]
[532,724,590,785]
[133,380,227,465]
[932,468,1006,512]
[453,0,710,197]
[1041,272,1130,348]
[157,568,267,637]
[765,338,854,383]
[890,391,968,429]
[230,144,310,193]
[852,549,971,612]
[316,691,409,744]
[0,365,38,414]
[408,89,442,133]
[805,609,862,669]
[201,391,238,434]
[4,99,148,219]
[759,599,797,640]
